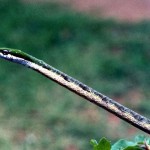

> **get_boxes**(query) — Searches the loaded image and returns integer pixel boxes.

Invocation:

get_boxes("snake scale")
[0,48,149,134]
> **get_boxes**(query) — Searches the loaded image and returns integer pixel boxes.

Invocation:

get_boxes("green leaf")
[147,139,150,145]
[112,139,135,150]
[134,135,150,145]
[134,135,146,144]
[90,139,98,146]
[90,139,98,150]
[123,145,143,150]
[90,138,111,150]
[90,136,150,150]
[97,138,111,150]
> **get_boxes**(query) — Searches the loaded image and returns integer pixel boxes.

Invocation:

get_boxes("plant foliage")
[91,135,150,150]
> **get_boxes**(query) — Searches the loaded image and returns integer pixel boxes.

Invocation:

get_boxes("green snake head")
[0,48,49,69]
[0,48,31,60]
[0,48,41,65]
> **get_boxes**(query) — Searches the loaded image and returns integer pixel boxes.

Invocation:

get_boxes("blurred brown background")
[24,0,150,22]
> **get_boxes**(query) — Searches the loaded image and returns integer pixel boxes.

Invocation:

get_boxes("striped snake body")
[0,48,149,134]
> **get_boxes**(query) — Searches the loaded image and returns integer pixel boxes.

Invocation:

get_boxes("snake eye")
[2,49,9,55]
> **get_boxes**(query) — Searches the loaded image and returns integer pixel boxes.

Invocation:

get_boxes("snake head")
[0,48,33,61]
[0,48,11,55]
[0,48,43,66]
[0,48,24,57]
[0,48,24,56]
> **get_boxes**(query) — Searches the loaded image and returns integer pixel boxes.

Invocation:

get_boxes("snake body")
[0,48,149,134]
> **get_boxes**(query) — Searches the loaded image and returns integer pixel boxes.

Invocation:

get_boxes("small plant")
[90,135,150,150]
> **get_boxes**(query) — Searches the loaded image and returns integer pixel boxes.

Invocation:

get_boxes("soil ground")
[65,0,150,22]
[24,0,150,22]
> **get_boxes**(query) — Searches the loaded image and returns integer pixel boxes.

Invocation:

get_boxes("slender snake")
[0,48,149,134]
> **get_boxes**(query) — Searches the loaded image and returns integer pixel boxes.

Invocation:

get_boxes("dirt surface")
[65,0,150,22]
[23,0,150,22]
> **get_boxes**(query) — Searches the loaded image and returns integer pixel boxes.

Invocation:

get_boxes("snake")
[0,48,149,134]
